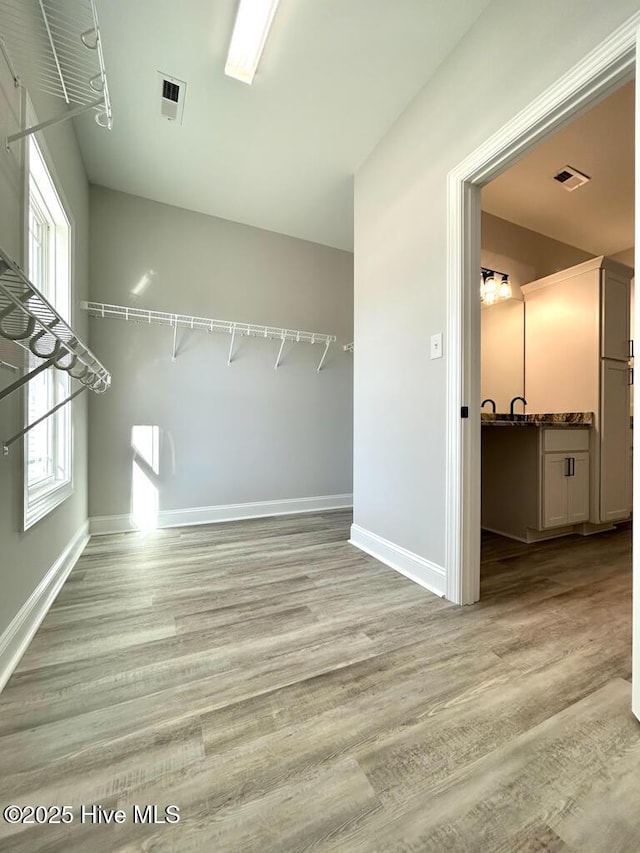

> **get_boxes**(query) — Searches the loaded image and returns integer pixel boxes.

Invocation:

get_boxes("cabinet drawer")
[543,429,590,452]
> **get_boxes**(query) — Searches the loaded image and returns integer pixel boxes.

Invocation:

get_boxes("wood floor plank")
[0,512,635,852]
[161,758,380,853]
[318,679,638,853]
[0,717,204,844]
[356,641,631,809]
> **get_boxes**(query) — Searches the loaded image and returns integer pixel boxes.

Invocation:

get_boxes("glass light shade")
[498,276,512,299]
[483,274,497,295]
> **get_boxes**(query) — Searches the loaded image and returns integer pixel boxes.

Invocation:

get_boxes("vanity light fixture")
[481,267,512,305]
[225,0,281,85]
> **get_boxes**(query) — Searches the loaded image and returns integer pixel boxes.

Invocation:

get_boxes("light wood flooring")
[0,511,636,852]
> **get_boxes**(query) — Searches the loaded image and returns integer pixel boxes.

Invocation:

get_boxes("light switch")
[430,332,443,359]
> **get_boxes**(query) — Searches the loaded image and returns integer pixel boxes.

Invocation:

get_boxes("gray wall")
[88,187,353,519]
[0,56,90,636]
[354,0,640,571]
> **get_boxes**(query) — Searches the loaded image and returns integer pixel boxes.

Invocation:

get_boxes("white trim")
[446,12,640,605]
[632,25,640,723]
[24,481,74,531]
[22,97,77,532]
[349,524,446,598]
[90,494,354,536]
[0,521,89,693]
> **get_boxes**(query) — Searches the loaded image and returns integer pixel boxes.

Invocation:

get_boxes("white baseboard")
[0,520,89,693]
[90,494,354,536]
[349,523,446,598]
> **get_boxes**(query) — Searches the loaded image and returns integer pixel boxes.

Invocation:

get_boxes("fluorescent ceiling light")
[225,0,281,85]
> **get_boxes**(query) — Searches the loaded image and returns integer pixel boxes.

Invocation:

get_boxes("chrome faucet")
[509,396,527,415]
[481,398,496,413]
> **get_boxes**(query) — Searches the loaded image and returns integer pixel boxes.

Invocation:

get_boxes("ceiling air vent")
[553,165,590,192]
[158,73,186,124]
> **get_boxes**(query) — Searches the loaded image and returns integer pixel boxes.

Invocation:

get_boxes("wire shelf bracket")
[343,342,354,352]
[83,301,338,372]
[0,248,111,401]
[171,320,179,362]
[0,354,53,404]
[3,385,86,455]
[0,31,18,85]
[0,0,113,149]
[0,247,110,455]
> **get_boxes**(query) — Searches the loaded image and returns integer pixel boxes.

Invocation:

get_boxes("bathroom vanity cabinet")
[482,425,591,543]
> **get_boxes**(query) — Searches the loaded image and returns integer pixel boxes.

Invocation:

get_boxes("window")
[24,136,72,529]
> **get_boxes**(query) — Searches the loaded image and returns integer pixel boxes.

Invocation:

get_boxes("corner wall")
[481,212,595,296]
[0,55,90,677]
[88,187,353,529]
[353,0,640,588]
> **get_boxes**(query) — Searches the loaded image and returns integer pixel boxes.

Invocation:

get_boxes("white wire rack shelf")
[0,0,112,147]
[83,301,338,372]
[0,247,111,398]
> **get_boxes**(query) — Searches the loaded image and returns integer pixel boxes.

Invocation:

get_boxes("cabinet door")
[567,452,590,523]
[601,270,630,361]
[542,453,569,528]
[600,359,631,521]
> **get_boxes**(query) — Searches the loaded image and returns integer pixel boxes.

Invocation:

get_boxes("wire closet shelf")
[0,0,112,143]
[0,247,111,394]
[83,302,338,372]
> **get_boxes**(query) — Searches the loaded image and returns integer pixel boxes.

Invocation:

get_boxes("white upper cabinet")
[601,269,632,361]
[523,266,600,415]
[522,256,633,525]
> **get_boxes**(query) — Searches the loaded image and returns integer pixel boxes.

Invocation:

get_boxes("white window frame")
[23,109,75,530]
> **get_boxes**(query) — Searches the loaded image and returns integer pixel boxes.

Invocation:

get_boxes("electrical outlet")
[430,333,443,359]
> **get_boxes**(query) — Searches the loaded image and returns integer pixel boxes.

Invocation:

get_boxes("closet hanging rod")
[83,301,338,372]
[0,248,111,396]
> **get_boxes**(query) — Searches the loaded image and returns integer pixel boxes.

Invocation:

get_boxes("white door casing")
[633,24,640,722]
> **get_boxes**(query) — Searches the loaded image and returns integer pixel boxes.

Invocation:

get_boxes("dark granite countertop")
[481,412,593,427]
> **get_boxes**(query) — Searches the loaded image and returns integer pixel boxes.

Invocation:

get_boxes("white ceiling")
[482,81,634,257]
[73,0,493,251]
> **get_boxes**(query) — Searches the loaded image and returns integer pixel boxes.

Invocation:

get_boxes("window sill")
[24,481,73,530]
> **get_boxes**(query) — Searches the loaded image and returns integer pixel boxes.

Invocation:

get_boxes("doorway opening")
[479,81,634,588]
[445,16,638,604]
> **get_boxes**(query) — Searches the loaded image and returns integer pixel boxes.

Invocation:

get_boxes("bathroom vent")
[163,80,180,103]
[158,73,186,124]
[553,165,590,192]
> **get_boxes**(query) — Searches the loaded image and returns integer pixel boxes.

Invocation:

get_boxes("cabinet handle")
[571,457,575,477]
[565,457,571,477]
[629,367,634,386]
[630,339,635,359]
